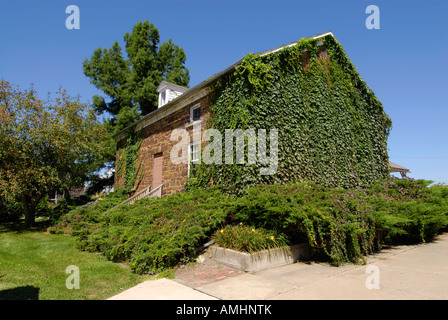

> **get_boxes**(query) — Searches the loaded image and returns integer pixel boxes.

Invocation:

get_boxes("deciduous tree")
[0,81,108,227]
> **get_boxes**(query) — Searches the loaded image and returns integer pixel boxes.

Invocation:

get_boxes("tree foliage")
[82,20,190,193]
[83,20,190,118]
[0,81,108,226]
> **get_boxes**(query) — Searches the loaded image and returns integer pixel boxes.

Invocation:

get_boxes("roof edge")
[157,80,189,93]
[112,30,337,140]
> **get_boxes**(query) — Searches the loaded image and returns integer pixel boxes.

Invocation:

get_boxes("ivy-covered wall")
[192,35,392,193]
[114,129,143,193]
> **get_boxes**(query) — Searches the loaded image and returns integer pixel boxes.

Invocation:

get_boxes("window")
[190,104,201,123]
[189,142,200,163]
[188,142,200,176]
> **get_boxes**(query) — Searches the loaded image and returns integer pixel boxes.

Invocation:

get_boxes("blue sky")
[1,0,447,184]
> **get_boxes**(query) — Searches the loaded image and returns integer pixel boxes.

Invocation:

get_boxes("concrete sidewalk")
[108,278,217,300]
[108,233,448,300]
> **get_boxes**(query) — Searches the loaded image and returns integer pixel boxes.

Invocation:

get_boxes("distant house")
[48,187,85,203]
[113,31,393,198]
[389,161,410,178]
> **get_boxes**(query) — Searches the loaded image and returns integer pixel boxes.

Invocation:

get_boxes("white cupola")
[157,81,188,108]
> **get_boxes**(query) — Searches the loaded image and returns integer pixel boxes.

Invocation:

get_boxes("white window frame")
[190,103,201,123]
[188,141,200,176]
[159,90,166,107]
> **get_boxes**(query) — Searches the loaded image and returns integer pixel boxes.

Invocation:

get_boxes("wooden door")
[152,154,163,189]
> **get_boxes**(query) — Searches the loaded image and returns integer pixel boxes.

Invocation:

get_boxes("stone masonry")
[115,93,211,197]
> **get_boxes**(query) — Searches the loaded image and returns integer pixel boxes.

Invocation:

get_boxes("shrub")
[45,195,92,226]
[367,179,448,244]
[51,187,232,274]
[51,178,448,273]
[48,189,129,234]
[229,182,377,265]
[212,224,289,253]
[0,198,23,223]
[228,179,448,265]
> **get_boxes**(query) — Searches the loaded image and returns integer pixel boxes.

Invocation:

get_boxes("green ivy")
[194,35,392,194]
[116,129,143,193]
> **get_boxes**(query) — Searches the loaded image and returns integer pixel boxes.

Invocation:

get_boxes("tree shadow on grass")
[0,221,50,234]
[0,286,40,300]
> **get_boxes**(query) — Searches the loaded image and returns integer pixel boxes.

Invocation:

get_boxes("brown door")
[152,154,163,189]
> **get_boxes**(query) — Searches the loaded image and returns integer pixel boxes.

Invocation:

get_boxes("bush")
[51,187,232,274]
[213,223,289,253]
[51,178,448,273]
[229,182,377,265]
[228,179,448,265]
[367,179,448,244]
[45,195,94,225]
[48,190,129,234]
[0,198,23,223]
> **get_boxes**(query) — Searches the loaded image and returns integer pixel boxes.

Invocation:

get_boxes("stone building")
[113,31,395,199]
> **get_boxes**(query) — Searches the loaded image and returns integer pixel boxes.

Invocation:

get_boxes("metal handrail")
[102,184,163,215]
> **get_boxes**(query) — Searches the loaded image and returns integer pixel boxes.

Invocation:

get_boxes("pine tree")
[82,21,190,193]
[83,20,190,118]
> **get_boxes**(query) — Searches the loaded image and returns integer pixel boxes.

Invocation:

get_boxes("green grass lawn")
[0,223,147,300]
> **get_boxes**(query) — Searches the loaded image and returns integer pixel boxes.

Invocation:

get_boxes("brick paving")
[174,255,245,288]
